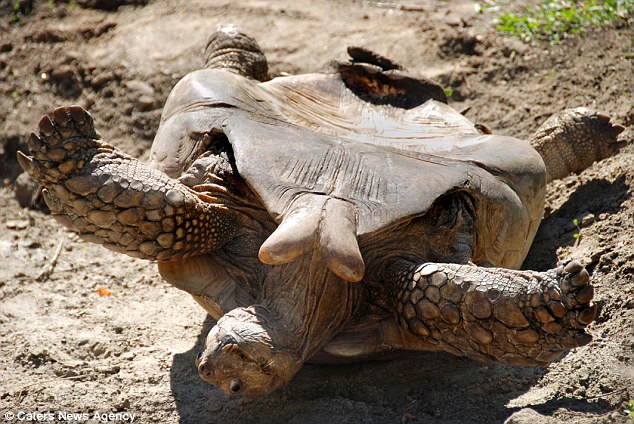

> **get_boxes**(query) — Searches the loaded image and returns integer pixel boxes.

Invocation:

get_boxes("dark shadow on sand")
[170,316,563,424]
[524,176,629,271]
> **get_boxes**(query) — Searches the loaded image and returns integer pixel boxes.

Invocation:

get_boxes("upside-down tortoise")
[18,25,625,398]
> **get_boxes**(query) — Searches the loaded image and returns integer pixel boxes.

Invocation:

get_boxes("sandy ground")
[0,0,633,423]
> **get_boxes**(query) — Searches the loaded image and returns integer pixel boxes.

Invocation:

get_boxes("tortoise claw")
[17,151,33,172]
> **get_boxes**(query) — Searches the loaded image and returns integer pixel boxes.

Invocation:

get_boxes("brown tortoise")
[18,25,625,398]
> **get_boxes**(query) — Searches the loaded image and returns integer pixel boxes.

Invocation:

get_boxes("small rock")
[500,39,528,57]
[90,341,110,357]
[81,97,96,110]
[50,65,76,81]
[138,94,156,110]
[505,408,544,424]
[125,80,155,97]
[96,364,121,375]
[581,212,595,226]
[125,80,157,110]
[25,28,68,43]
[6,219,29,230]
[115,398,131,411]
[121,351,136,361]
[14,171,44,210]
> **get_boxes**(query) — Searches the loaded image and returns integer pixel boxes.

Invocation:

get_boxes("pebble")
[121,351,136,361]
[125,80,157,110]
[125,80,155,97]
[6,219,30,230]
[581,212,595,226]
[138,95,156,110]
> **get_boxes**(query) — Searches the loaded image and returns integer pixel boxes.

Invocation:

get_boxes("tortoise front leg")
[18,106,240,261]
[386,260,596,366]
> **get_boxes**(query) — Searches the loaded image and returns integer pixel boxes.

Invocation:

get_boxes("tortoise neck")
[259,250,364,361]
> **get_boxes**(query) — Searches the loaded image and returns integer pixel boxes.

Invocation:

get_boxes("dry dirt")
[1,1,633,423]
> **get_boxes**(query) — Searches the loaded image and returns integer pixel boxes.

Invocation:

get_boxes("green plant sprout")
[573,218,581,239]
[490,0,634,45]
[624,399,634,420]
[9,0,33,25]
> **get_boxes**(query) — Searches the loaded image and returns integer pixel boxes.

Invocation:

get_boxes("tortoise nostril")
[201,368,212,379]
[197,360,213,379]
[229,379,242,393]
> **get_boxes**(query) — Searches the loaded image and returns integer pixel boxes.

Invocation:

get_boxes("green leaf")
[573,233,581,239]
[494,0,634,44]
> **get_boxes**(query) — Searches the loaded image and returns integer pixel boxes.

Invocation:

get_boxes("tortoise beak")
[197,351,214,381]
[195,350,204,366]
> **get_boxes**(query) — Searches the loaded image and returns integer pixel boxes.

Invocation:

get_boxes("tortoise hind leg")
[529,108,625,183]
[203,25,269,81]
[386,260,596,366]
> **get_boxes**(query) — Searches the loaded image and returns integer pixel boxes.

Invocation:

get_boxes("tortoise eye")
[229,379,242,393]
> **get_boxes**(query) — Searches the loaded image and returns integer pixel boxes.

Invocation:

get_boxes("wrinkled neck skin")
[198,248,363,398]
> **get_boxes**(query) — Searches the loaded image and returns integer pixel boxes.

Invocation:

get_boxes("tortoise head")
[196,306,302,398]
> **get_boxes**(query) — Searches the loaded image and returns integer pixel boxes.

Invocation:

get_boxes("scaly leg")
[388,260,596,366]
[18,106,240,261]
[529,108,625,182]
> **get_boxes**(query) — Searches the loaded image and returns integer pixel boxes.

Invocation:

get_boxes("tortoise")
[18,25,625,398]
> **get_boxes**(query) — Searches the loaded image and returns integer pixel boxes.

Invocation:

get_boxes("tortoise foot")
[529,107,625,182]
[540,260,597,332]
[19,106,238,261]
[390,260,597,367]
[18,106,105,186]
